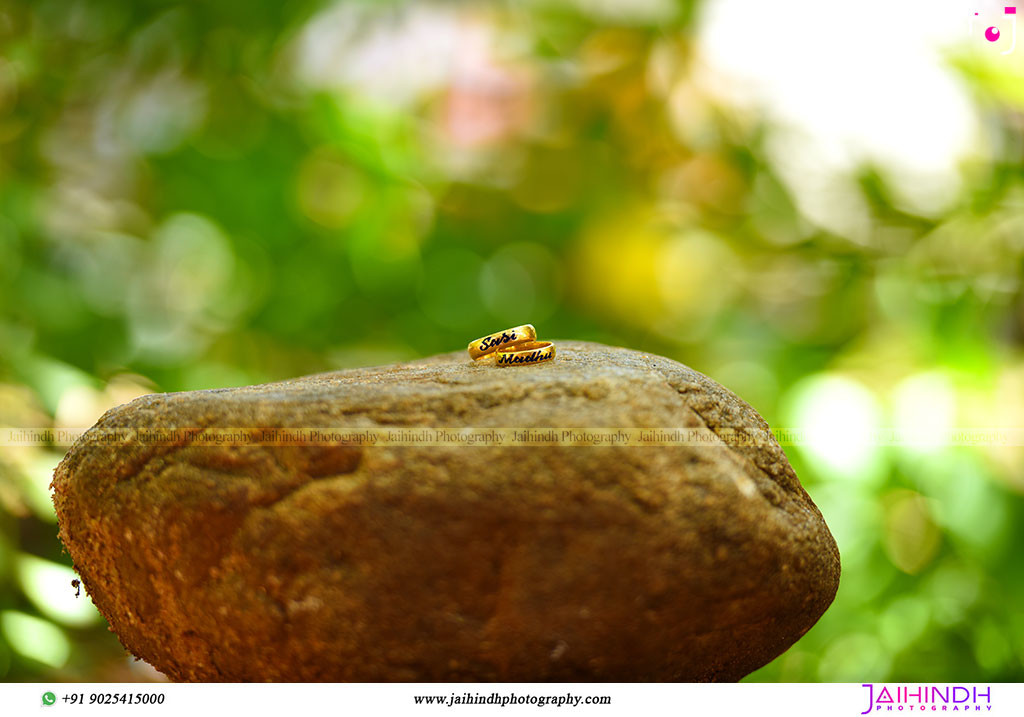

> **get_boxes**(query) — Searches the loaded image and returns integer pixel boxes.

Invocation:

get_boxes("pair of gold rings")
[467,324,556,367]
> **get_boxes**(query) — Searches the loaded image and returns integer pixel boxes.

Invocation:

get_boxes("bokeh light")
[785,374,884,482]
[0,611,70,670]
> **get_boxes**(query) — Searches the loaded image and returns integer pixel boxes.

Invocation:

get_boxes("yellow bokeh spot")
[296,148,366,229]
[573,211,665,327]
[883,490,940,575]
[573,211,738,332]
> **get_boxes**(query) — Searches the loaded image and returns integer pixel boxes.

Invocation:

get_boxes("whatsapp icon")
[42,692,56,706]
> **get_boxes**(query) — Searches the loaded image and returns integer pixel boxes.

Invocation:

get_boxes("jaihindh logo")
[860,684,993,713]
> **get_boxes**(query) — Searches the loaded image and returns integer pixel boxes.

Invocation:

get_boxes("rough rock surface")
[52,341,840,682]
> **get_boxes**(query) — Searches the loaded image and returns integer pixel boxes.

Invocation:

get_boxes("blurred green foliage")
[0,0,1022,682]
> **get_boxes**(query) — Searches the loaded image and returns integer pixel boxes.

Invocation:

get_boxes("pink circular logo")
[986,26,1001,41]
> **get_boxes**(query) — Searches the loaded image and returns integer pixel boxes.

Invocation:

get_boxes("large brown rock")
[52,341,839,682]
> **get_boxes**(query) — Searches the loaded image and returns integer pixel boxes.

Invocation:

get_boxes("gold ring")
[467,324,537,360]
[494,340,556,367]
